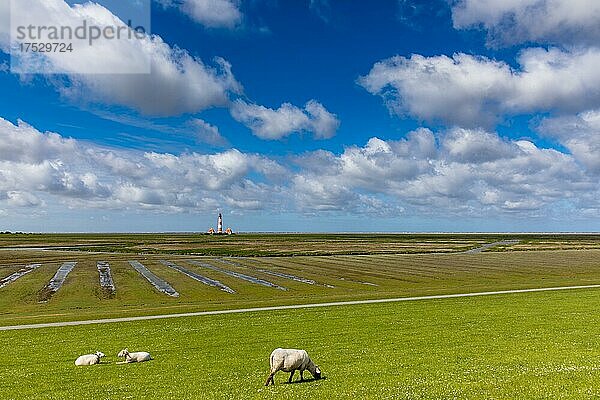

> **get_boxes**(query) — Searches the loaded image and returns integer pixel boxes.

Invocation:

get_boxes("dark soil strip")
[97,261,116,297]
[187,260,287,291]
[160,260,235,294]
[0,264,42,289]
[38,262,77,302]
[129,261,179,297]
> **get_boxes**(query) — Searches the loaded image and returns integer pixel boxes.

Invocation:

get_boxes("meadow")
[1,247,600,326]
[2,288,600,399]
[1,232,599,256]
[1,234,600,399]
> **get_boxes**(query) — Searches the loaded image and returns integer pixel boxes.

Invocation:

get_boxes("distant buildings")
[207,213,233,235]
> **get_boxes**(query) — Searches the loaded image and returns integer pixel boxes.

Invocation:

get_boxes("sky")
[0,0,599,232]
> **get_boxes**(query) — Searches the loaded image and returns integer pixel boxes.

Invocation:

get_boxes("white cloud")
[230,99,340,140]
[1,0,242,116]
[359,47,600,127]
[188,118,228,146]
[157,0,242,29]
[452,0,600,47]
[6,191,43,207]
[0,117,284,212]
[292,127,597,215]
[443,128,518,163]
[538,110,600,173]
[1,117,598,219]
[181,0,242,28]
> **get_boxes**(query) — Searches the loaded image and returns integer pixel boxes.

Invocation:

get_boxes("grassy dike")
[2,288,600,399]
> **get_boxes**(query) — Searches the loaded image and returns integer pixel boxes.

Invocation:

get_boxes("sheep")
[117,348,152,363]
[265,348,321,386]
[74,351,105,366]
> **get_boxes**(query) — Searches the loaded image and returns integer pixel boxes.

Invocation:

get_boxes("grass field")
[2,234,600,398]
[1,233,600,256]
[2,288,600,399]
[2,249,600,326]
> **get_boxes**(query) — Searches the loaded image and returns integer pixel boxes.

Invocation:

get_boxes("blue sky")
[0,0,599,232]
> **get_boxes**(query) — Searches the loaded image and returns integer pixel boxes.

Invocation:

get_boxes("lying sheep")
[265,348,321,386]
[117,348,152,363]
[74,351,105,366]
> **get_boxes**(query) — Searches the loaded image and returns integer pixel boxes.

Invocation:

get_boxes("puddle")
[97,261,116,293]
[0,264,42,289]
[47,262,77,291]
[38,262,77,302]
[464,240,521,254]
[218,258,318,286]
[339,277,378,286]
[129,261,179,297]
[187,260,287,291]
[160,260,235,294]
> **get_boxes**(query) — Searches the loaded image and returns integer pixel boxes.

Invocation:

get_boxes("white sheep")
[117,348,152,363]
[74,351,105,366]
[265,348,322,386]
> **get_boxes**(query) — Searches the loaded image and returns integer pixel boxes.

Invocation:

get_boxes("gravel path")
[3,283,600,331]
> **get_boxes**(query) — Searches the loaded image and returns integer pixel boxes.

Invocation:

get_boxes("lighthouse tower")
[217,213,223,234]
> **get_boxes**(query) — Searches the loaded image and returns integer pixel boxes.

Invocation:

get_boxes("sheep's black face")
[314,367,322,379]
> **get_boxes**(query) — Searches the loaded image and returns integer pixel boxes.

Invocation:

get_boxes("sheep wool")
[265,348,321,386]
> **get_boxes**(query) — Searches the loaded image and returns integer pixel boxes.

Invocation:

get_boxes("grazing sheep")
[74,351,105,366]
[265,348,321,386]
[117,348,152,363]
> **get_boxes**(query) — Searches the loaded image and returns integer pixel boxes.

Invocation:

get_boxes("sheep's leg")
[300,370,304,381]
[288,370,295,383]
[265,372,275,386]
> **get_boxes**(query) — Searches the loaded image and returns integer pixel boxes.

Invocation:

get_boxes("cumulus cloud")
[181,0,242,28]
[452,0,600,47]
[1,117,598,219]
[538,110,600,173]
[230,99,340,140]
[157,0,242,29]
[443,128,518,163]
[359,47,600,127]
[2,0,242,116]
[6,191,43,208]
[188,118,228,146]
[292,127,597,215]
[0,117,283,212]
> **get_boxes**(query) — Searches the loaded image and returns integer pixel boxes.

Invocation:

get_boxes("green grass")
[1,233,599,256]
[2,236,600,398]
[2,288,600,399]
[2,250,600,326]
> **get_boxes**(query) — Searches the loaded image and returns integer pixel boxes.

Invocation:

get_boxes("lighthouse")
[217,213,223,234]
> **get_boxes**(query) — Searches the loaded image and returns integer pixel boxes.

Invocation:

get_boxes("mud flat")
[38,262,77,302]
[160,260,235,294]
[0,264,42,289]
[187,260,287,291]
[97,261,116,295]
[129,261,179,297]
[465,240,521,254]
[218,258,323,286]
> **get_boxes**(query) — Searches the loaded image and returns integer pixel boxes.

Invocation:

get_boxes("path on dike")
[2,283,600,331]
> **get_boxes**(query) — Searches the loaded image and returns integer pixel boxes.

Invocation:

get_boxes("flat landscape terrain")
[2,288,600,399]
[1,232,600,255]
[1,233,599,399]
